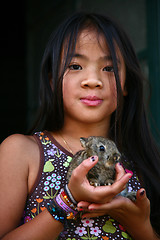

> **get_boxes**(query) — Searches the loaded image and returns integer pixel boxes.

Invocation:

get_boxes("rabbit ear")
[80,137,87,148]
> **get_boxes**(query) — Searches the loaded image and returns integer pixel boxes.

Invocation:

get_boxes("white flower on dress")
[81,218,94,227]
[75,227,87,236]
[128,186,133,192]
[90,226,101,236]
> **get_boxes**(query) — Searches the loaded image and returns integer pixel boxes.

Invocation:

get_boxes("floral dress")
[23,131,141,240]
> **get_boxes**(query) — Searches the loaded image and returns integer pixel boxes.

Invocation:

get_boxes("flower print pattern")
[63,156,72,167]
[24,216,31,223]
[30,198,45,218]
[23,131,139,239]
[31,208,37,218]
[47,148,56,156]
[40,207,46,211]
[81,218,94,227]
[66,239,76,240]
[40,133,51,145]
[74,219,101,239]
[31,208,37,214]
[90,227,101,236]
[43,160,55,172]
[75,227,87,236]
[43,173,62,199]
[36,198,43,203]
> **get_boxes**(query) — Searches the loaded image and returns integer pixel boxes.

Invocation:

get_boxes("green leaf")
[102,220,116,233]
[67,156,72,162]
[43,161,54,172]
[63,162,69,167]
[122,231,131,239]
[109,218,115,222]
[43,196,51,199]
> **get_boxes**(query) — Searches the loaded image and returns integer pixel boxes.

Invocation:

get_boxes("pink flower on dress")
[24,216,31,223]
[75,227,87,236]
[119,224,126,231]
[81,218,94,227]
[90,226,101,236]
[125,169,133,175]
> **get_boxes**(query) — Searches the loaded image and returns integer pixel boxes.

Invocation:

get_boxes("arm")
[0,134,63,240]
[78,190,160,240]
[74,163,160,240]
[0,141,137,239]
[2,210,63,240]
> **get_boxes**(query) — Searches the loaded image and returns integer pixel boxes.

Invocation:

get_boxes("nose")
[81,72,103,89]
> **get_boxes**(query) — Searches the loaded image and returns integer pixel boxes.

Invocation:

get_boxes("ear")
[80,137,87,148]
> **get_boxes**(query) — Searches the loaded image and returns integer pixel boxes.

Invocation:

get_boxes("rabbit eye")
[99,145,105,151]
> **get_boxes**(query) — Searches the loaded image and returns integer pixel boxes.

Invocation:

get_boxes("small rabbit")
[67,136,136,201]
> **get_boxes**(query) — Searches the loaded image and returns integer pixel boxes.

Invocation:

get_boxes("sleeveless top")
[23,131,141,240]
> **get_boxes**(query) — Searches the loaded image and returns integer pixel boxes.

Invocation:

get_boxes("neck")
[52,119,110,154]
[62,122,109,139]
[64,114,110,137]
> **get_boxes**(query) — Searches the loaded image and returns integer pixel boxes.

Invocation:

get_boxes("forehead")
[74,29,124,62]
[76,29,109,52]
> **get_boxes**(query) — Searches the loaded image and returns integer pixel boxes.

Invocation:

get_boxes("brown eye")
[103,66,114,72]
[69,64,82,70]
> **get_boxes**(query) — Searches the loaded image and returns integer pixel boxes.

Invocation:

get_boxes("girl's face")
[62,29,127,127]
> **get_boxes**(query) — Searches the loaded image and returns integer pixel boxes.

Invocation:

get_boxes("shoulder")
[0,134,39,173]
[0,134,41,192]
[0,133,37,157]
[0,134,41,235]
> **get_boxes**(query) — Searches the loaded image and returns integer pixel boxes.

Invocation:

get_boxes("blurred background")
[1,0,160,143]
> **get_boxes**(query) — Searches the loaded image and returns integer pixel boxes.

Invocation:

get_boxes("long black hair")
[33,12,160,234]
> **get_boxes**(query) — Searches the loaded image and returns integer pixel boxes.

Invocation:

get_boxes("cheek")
[62,85,69,107]
[108,78,117,99]
[62,80,68,106]
[62,76,69,96]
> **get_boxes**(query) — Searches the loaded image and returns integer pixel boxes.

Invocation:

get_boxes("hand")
[78,189,153,240]
[68,156,132,203]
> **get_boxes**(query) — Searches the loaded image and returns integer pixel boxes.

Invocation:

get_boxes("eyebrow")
[71,53,120,64]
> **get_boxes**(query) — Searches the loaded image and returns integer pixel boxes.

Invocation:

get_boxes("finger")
[94,172,132,198]
[77,201,91,211]
[81,211,105,219]
[115,162,126,181]
[136,188,150,209]
[77,201,91,209]
[71,156,98,181]
[113,171,132,190]
[87,196,127,211]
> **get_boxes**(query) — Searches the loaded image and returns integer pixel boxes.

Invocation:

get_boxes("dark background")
[1,0,160,144]
[1,1,26,142]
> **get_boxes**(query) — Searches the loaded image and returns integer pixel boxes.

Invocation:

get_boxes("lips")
[80,96,103,106]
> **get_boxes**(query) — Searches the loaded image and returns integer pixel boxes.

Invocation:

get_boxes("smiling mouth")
[80,96,103,106]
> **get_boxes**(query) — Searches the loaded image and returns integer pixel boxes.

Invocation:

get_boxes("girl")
[0,12,160,240]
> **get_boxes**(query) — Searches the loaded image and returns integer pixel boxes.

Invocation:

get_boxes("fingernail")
[128,173,133,178]
[90,156,97,162]
[79,208,83,211]
[118,162,123,168]
[140,190,145,196]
